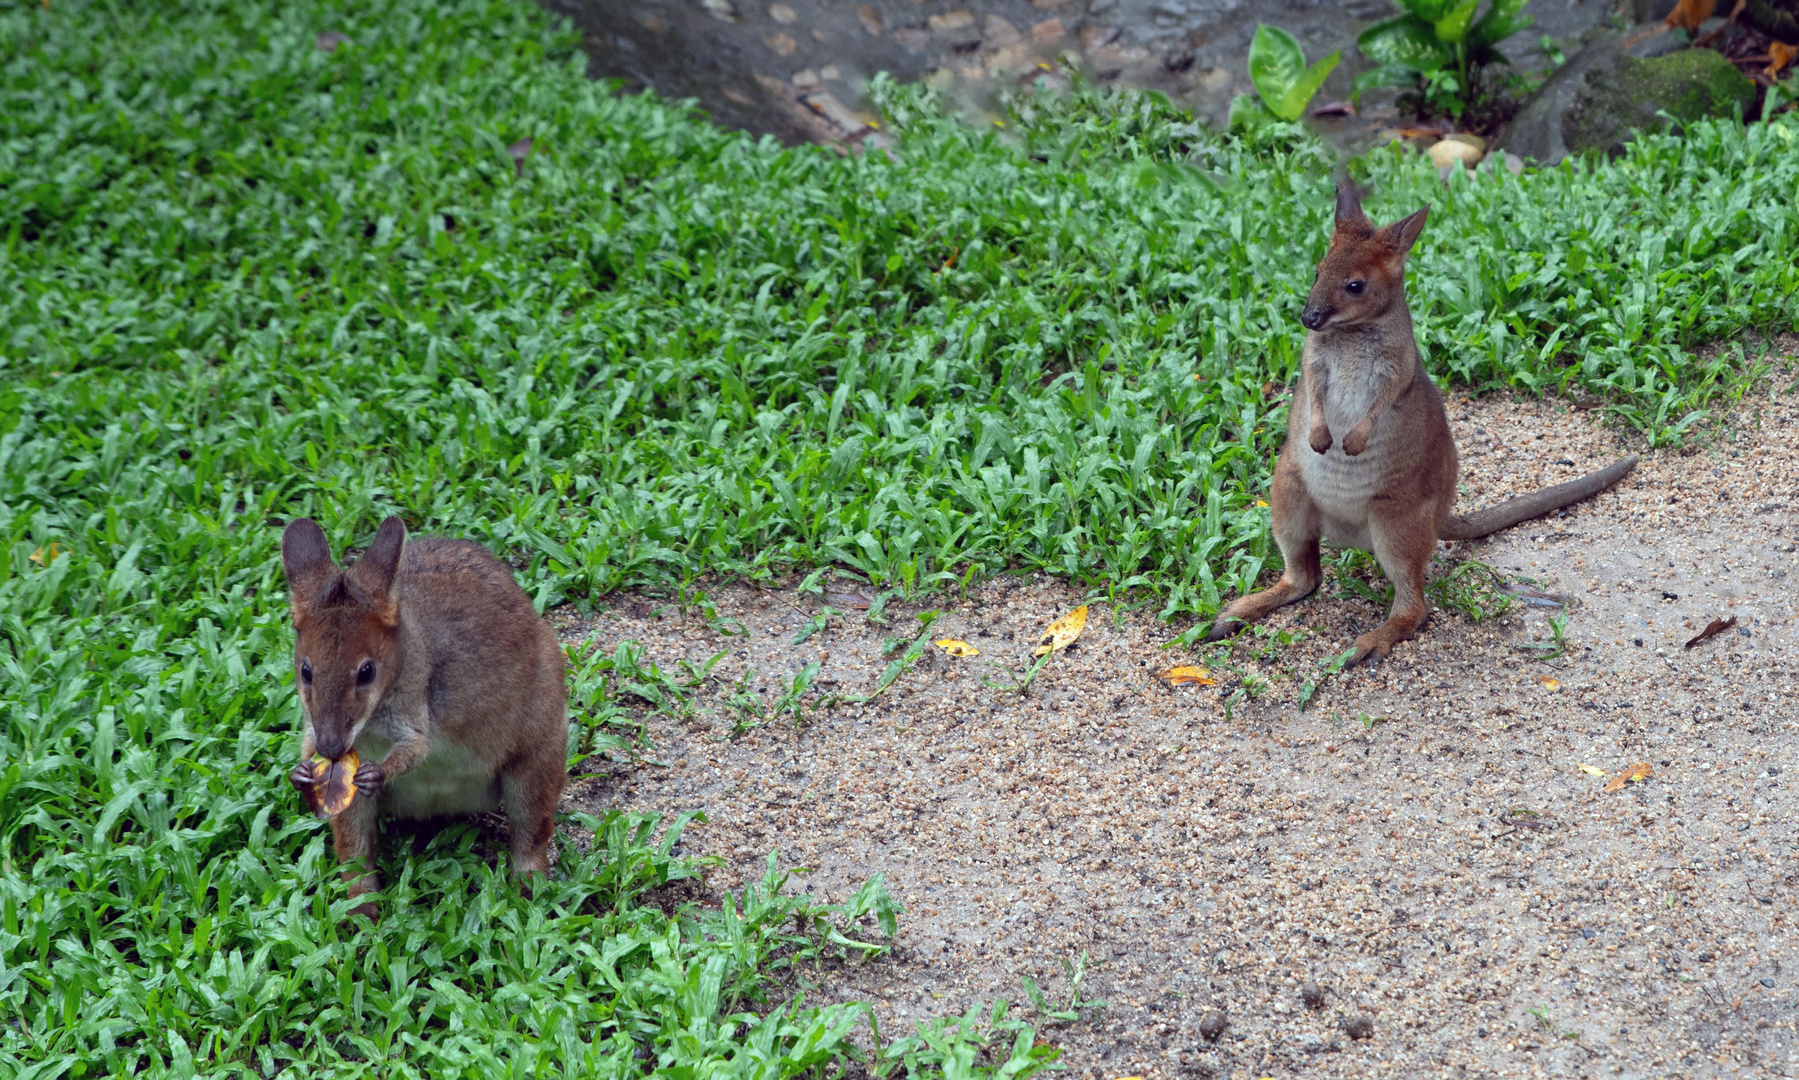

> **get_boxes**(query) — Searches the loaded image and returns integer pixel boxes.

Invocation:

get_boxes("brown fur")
[282,516,568,912]
[1207,183,1638,666]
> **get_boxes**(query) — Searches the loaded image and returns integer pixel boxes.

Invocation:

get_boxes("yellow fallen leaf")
[1578,764,1607,778]
[1602,761,1653,794]
[1032,605,1088,657]
[935,639,979,658]
[1157,665,1217,686]
[28,543,64,565]
[1254,499,1269,508]
[1536,675,1561,692]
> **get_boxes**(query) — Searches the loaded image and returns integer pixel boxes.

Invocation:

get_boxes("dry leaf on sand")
[1578,763,1607,777]
[1537,675,1561,691]
[1157,665,1217,686]
[1032,605,1088,657]
[1684,615,1737,649]
[302,749,361,818]
[935,639,979,657]
[1602,761,1653,794]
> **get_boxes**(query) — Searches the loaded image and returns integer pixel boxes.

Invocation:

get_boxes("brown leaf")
[1602,761,1652,794]
[1770,42,1797,78]
[1157,665,1217,686]
[508,137,534,177]
[1684,615,1737,649]
[824,589,872,610]
[1308,100,1354,118]
[302,748,361,818]
[1031,604,1088,657]
[1664,0,1718,33]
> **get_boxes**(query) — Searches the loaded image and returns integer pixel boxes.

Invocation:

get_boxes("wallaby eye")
[1345,279,1365,295]
[300,660,313,685]
[357,660,376,686]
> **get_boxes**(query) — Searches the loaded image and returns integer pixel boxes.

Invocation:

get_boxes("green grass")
[3,0,1798,1073]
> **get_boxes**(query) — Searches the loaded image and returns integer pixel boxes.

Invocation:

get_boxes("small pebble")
[1198,1010,1228,1042]
[1343,1015,1374,1041]
[1300,981,1326,1009]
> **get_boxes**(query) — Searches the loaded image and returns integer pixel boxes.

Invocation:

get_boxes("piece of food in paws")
[302,748,360,818]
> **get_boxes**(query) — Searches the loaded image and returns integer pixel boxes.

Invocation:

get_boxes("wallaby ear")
[281,519,336,621]
[1334,179,1371,235]
[351,516,407,626]
[1380,205,1430,255]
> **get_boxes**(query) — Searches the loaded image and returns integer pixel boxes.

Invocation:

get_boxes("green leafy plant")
[874,999,1062,1080]
[1296,647,1359,710]
[1426,559,1515,621]
[1021,950,1108,1025]
[1353,0,1534,118]
[853,611,941,702]
[1231,24,1342,128]
[1515,611,1570,659]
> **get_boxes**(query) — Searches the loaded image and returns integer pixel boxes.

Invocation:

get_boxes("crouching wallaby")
[281,516,568,908]
[1207,183,1638,666]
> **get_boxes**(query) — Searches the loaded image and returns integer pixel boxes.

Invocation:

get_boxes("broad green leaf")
[1357,14,1454,72]
[1468,0,1534,52]
[1248,23,1308,112]
[1227,92,1278,129]
[1396,0,1457,19]
[1433,0,1480,45]
[1278,50,1341,119]
[1352,63,1426,101]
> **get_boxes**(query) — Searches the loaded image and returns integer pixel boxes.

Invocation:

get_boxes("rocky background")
[537,0,1698,150]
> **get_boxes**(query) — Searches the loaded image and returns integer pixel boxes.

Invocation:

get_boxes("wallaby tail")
[1438,454,1639,542]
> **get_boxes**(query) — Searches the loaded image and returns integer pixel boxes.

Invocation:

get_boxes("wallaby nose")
[1300,306,1327,331]
[317,735,348,761]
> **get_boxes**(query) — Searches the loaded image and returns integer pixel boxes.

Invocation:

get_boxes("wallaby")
[1207,182,1638,665]
[281,516,568,908]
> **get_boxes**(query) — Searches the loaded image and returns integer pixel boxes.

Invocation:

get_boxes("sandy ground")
[556,340,1799,1079]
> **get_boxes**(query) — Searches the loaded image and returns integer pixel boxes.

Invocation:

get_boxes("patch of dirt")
[559,341,1799,1078]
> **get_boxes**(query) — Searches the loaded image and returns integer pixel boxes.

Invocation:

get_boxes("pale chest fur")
[1294,334,1409,547]
[357,723,501,819]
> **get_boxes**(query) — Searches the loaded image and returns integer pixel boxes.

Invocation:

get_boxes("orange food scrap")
[1157,666,1218,686]
[302,749,361,818]
[1603,761,1653,794]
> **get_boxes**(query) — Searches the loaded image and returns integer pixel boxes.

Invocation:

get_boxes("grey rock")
[1499,29,1756,164]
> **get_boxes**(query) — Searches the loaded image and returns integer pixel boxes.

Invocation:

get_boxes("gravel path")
[559,340,1799,1079]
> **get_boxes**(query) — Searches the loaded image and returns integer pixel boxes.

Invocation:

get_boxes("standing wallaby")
[1207,182,1638,665]
[281,516,568,907]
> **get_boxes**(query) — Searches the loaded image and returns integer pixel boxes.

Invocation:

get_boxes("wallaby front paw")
[1342,427,1369,456]
[289,761,318,791]
[353,760,386,795]
[1308,427,1333,455]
